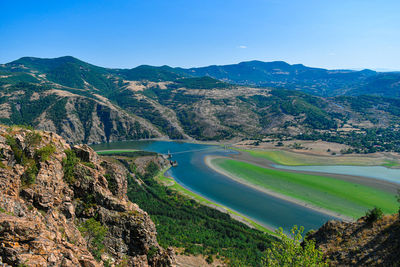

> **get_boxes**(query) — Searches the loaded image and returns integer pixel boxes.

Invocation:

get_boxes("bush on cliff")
[365,207,383,224]
[78,218,108,261]
[62,149,79,184]
[264,225,328,266]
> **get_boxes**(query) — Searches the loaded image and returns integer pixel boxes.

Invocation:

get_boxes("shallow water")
[92,140,337,233]
[273,164,400,184]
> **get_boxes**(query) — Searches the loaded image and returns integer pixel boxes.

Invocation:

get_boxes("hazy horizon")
[3,55,400,72]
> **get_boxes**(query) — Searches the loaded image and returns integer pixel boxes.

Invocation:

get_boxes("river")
[92,140,338,233]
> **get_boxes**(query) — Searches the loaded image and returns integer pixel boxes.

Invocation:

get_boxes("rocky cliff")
[307,214,400,266]
[0,126,175,266]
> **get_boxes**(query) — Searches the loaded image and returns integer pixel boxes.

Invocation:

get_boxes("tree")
[365,207,383,224]
[264,225,328,266]
[78,218,108,261]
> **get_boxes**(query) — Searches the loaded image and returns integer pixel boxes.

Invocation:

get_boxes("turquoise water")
[273,165,400,184]
[92,140,337,233]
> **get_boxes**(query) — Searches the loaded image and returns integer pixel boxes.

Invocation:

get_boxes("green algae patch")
[211,158,398,219]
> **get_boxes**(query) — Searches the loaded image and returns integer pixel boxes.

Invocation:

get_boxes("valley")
[3,0,400,265]
[2,56,400,155]
[1,56,400,266]
[91,139,400,231]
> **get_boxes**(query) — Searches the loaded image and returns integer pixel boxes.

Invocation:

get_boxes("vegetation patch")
[147,245,159,259]
[25,131,42,147]
[235,148,390,166]
[81,161,95,169]
[21,160,38,186]
[211,158,398,218]
[365,207,384,224]
[5,132,47,186]
[264,225,328,266]
[125,159,274,266]
[78,218,108,261]
[104,173,117,193]
[6,135,24,164]
[62,149,79,184]
[35,144,56,162]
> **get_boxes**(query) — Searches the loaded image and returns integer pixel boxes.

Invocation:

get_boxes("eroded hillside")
[2,56,400,152]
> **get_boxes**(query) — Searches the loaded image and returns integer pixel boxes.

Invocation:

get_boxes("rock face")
[0,126,175,266]
[307,215,400,266]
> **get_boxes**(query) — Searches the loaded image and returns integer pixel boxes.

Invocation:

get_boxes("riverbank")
[92,140,343,233]
[229,150,399,194]
[205,155,357,221]
[155,167,276,235]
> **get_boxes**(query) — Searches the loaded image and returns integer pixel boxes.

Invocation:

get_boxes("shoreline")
[204,155,354,222]
[157,168,277,234]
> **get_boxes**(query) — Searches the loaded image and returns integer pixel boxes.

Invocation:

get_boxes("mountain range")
[1,56,400,149]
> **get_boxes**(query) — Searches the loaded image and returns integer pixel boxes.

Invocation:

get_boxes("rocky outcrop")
[0,126,175,266]
[307,215,400,266]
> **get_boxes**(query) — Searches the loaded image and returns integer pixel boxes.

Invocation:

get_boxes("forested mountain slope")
[1,56,400,151]
[176,60,400,97]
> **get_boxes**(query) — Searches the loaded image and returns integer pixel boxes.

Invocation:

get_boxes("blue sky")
[1,0,399,70]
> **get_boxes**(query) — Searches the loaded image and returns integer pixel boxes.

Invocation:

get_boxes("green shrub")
[82,161,95,169]
[264,225,328,266]
[25,131,42,148]
[147,246,159,259]
[276,141,283,147]
[365,207,383,224]
[21,160,38,186]
[104,173,117,193]
[206,255,214,264]
[35,144,56,162]
[62,149,79,184]
[78,218,108,261]
[6,135,23,164]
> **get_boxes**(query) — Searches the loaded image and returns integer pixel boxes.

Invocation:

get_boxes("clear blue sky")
[1,0,399,70]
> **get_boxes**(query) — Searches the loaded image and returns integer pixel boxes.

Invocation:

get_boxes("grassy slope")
[235,148,391,166]
[212,158,398,218]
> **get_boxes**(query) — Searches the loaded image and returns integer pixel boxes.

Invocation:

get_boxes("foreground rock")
[0,126,175,266]
[307,214,400,266]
